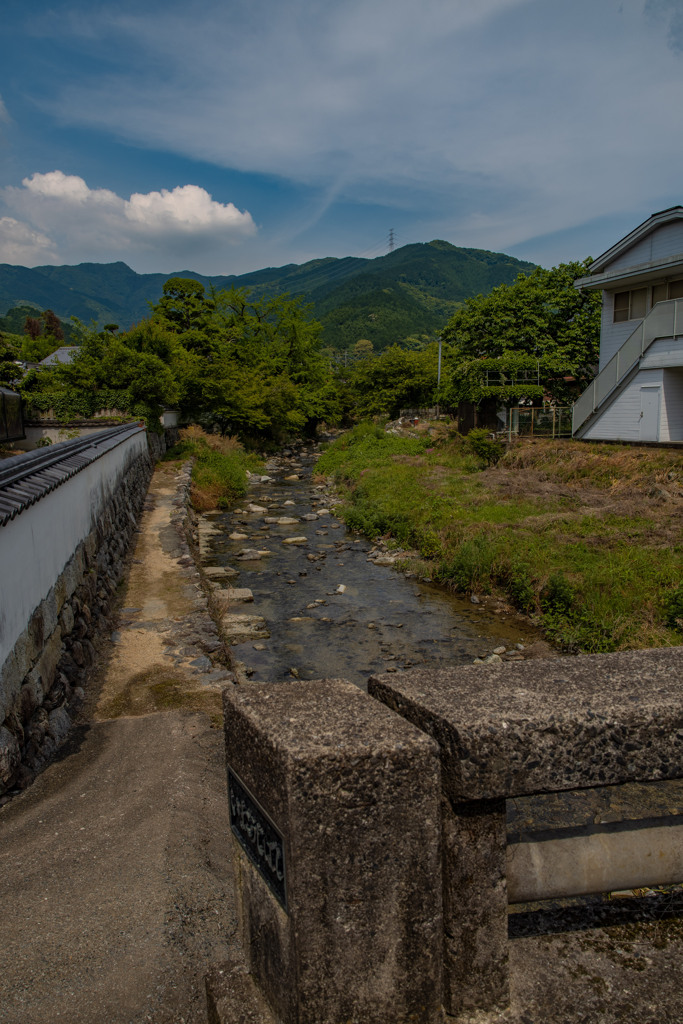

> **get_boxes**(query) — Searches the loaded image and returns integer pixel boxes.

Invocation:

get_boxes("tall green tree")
[441,260,600,404]
[342,344,439,419]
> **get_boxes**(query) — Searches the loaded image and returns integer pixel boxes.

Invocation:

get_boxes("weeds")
[164,426,262,510]
[316,430,683,653]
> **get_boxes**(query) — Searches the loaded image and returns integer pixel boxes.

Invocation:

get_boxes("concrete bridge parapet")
[369,649,683,1015]
[210,650,683,1022]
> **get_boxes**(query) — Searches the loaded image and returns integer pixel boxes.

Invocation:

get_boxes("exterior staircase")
[572,297,683,436]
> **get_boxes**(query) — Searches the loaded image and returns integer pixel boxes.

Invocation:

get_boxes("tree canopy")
[19,280,338,443]
[441,261,601,405]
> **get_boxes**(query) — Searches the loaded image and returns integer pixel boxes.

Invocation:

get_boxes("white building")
[573,207,683,442]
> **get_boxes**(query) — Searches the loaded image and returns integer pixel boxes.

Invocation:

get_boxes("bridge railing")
[369,648,683,1016]
[212,649,683,1023]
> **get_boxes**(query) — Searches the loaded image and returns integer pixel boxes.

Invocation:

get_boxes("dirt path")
[0,462,240,1024]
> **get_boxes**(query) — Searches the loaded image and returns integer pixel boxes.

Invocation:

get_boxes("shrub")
[466,428,504,467]
[166,425,261,509]
[663,583,683,630]
[540,572,575,615]
[495,559,536,613]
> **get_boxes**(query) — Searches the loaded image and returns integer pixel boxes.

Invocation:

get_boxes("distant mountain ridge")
[0,241,536,349]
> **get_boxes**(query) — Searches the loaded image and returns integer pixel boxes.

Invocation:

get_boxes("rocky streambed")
[197,441,545,688]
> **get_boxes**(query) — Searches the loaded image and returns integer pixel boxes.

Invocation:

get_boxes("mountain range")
[0,241,535,350]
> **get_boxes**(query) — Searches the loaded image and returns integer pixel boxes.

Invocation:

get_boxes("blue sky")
[2,0,683,275]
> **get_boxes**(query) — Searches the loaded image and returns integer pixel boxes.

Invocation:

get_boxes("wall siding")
[661,369,683,442]
[599,293,641,369]
[583,369,663,441]
[639,337,683,369]
[604,221,683,273]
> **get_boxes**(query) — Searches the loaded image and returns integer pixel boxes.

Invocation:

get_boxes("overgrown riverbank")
[165,426,263,510]
[316,424,683,653]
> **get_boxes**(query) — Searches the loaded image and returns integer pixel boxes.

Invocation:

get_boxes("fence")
[507,405,572,439]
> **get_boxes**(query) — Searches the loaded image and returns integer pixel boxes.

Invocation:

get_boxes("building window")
[649,278,683,308]
[613,288,647,322]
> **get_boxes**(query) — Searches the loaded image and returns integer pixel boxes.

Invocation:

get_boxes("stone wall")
[147,425,180,461]
[0,450,152,798]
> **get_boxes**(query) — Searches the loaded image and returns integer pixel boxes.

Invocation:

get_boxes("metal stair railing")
[572,298,683,435]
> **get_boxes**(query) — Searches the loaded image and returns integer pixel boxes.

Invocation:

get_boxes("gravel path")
[0,461,240,1024]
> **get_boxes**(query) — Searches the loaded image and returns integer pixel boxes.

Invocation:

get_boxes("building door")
[640,386,661,442]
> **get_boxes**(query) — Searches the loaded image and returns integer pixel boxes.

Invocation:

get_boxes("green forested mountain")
[0,241,535,350]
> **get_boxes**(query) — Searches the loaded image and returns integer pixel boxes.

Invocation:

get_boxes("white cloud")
[0,218,58,265]
[0,172,256,271]
[0,95,10,125]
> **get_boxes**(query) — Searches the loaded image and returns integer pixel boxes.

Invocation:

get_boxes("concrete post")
[221,678,443,1024]
[369,648,683,1014]
[442,797,508,1014]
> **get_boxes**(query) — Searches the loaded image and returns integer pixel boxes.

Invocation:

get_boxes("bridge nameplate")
[228,767,287,910]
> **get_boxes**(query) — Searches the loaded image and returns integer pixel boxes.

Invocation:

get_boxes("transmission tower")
[388,228,395,252]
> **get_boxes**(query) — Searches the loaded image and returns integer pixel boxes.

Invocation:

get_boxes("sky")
[2,0,683,276]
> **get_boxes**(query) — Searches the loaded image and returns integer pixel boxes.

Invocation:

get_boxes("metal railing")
[572,297,683,435]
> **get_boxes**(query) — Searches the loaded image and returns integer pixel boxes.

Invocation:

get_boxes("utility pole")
[388,228,395,253]
[436,335,442,419]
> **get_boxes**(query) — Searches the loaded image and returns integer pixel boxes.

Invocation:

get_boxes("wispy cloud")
[4,0,683,271]
[0,172,256,271]
[645,0,683,53]
[27,0,683,260]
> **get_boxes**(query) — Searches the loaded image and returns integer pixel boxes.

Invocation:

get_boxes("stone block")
[220,613,268,643]
[9,631,35,685]
[34,628,63,696]
[53,573,68,615]
[47,705,71,745]
[22,667,45,717]
[223,678,442,1024]
[83,532,98,567]
[368,647,683,802]
[62,549,84,599]
[27,605,45,660]
[40,589,59,639]
[0,649,21,723]
[0,725,20,790]
[214,588,254,606]
[59,603,75,637]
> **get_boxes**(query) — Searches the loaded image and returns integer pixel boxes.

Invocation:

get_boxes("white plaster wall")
[0,430,147,669]
[583,368,663,442]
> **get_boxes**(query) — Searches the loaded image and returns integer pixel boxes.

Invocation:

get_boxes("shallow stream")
[200,442,536,688]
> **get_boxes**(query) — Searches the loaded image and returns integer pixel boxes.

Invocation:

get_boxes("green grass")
[164,426,262,510]
[316,427,683,653]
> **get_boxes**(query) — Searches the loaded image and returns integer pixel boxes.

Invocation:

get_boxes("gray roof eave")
[574,251,683,291]
[589,206,683,274]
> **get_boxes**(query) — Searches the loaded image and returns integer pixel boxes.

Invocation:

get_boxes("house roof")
[40,346,78,366]
[575,207,683,291]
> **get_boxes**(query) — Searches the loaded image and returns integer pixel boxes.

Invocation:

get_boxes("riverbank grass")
[165,426,262,510]
[316,425,683,653]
